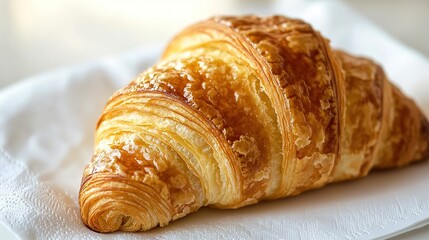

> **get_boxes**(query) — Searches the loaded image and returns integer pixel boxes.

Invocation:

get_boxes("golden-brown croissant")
[79,15,429,232]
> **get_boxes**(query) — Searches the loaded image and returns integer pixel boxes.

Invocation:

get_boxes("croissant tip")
[79,174,173,233]
[420,116,429,159]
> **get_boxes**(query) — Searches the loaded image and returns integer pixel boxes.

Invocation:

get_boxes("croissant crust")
[79,15,429,232]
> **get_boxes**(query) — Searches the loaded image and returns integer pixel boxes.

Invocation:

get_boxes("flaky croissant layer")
[79,15,429,232]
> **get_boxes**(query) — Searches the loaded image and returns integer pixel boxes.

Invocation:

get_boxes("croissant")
[79,15,429,232]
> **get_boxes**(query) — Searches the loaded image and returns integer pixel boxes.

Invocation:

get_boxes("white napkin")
[1,0,429,239]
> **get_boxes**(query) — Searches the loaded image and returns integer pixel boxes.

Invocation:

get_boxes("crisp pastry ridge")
[79,15,429,232]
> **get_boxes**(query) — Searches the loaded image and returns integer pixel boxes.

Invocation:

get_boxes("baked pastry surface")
[79,15,429,232]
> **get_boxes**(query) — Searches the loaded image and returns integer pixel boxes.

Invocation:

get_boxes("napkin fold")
[1,0,429,239]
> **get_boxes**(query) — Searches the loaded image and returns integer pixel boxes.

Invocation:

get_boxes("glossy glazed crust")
[79,15,429,232]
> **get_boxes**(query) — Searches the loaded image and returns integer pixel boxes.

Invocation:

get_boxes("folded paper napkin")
[1,0,429,239]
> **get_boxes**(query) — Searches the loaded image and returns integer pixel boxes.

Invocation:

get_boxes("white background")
[0,0,428,89]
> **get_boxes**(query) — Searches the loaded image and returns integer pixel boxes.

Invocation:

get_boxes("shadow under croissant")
[130,159,429,237]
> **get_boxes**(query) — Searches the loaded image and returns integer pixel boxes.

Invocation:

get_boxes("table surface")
[1,0,428,239]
